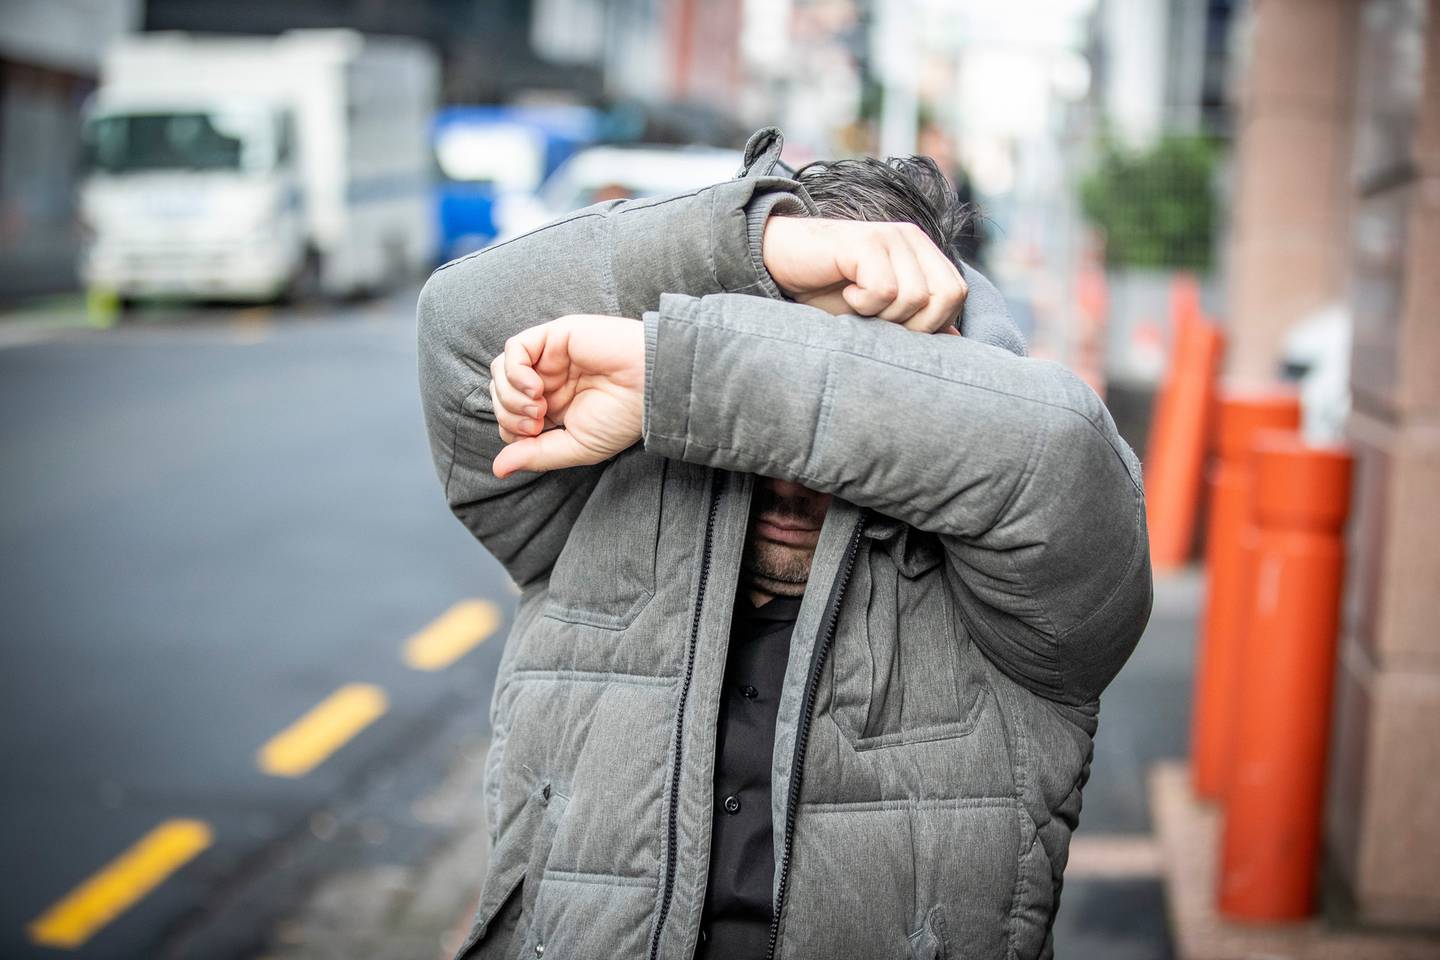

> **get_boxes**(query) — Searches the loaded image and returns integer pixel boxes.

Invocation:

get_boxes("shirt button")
[739,684,758,700]
[723,794,741,814]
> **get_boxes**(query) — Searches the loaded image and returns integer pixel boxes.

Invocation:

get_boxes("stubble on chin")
[743,538,813,598]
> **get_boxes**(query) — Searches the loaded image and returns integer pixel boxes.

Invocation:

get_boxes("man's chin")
[744,545,813,595]
[747,571,808,598]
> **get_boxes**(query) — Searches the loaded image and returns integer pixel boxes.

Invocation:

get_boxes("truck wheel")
[284,250,323,306]
[383,236,409,290]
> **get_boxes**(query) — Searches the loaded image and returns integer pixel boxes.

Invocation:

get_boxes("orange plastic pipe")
[1190,390,1301,800]
[1144,276,1225,571]
[1218,434,1352,921]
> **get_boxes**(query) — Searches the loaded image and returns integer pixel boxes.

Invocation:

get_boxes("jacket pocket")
[520,783,570,926]
[453,780,569,960]
[542,448,666,630]
[833,527,988,750]
[453,871,524,960]
[907,904,950,960]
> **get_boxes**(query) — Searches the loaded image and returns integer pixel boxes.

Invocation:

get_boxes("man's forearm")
[418,177,804,584]
[640,290,1149,702]
[639,292,1127,530]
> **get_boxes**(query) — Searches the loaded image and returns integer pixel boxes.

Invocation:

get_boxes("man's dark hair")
[792,155,979,267]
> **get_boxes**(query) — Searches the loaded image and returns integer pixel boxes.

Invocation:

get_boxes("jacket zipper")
[764,511,868,960]
[648,472,724,960]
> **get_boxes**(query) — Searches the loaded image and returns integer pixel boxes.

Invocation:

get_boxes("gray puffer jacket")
[417,128,1152,960]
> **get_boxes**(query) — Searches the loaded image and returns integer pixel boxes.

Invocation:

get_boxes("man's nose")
[766,478,811,498]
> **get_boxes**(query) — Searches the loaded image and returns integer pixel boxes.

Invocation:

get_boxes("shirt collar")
[739,592,805,623]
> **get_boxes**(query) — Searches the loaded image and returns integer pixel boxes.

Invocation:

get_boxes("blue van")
[431,105,598,263]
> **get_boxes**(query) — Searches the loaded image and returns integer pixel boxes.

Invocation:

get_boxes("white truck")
[79,29,438,304]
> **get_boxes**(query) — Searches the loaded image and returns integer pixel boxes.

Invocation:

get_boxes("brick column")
[1225,0,1360,384]
[1325,0,1440,929]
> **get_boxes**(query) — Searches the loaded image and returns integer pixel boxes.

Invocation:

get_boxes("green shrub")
[1079,135,1219,271]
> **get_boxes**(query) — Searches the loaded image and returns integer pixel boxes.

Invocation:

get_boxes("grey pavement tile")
[1053,878,1175,960]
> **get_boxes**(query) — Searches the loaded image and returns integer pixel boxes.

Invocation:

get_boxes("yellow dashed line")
[30,600,498,946]
[257,683,388,778]
[233,306,272,326]
[27,818,212,949]
[403,600,501,671]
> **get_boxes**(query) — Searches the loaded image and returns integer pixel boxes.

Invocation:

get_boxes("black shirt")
[694,589,804,960]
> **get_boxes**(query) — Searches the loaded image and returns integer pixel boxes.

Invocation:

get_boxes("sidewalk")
[154,689,498,960]
[1049,569,1203,959]
[253,723,493,960]
[0,292,99,349]
[1152,762,1440,960]
[254,572,1207,960]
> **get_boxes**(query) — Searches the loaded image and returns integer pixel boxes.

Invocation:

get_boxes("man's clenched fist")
[761,217,967,334]
[489,314,644,478]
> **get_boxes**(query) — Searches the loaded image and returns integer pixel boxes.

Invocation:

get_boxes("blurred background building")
[1,0,1437,957]
[0,0,141,297]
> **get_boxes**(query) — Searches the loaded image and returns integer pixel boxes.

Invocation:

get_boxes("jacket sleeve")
[639,291,1153,705]
[417,177,806,587]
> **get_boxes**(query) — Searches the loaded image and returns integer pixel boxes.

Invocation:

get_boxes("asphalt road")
[0,291,512,959]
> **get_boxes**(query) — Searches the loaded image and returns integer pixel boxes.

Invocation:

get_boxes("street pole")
[874,0,918,159]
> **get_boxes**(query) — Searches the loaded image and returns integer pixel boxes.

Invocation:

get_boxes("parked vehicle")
[495,143,742,241]
[431,104,598,263]
[79,29,438,304]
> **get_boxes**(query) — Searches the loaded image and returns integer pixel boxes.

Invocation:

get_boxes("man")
[417,127,1151,960]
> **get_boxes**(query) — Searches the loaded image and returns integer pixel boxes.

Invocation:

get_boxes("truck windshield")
[84,110,275,175]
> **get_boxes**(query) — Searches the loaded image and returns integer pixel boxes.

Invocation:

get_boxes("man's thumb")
[492,428,593,478]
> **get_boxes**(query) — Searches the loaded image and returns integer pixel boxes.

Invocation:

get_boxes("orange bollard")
[1144,276,1225,571]
[1189,390,1301,800]
[1218,434,1352,921]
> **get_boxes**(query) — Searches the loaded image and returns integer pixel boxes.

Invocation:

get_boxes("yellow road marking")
[229,307,271,345]
[27,819,212,949]
[233,306,272,326]
[403,600,501,671]
[257,683,388,778]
